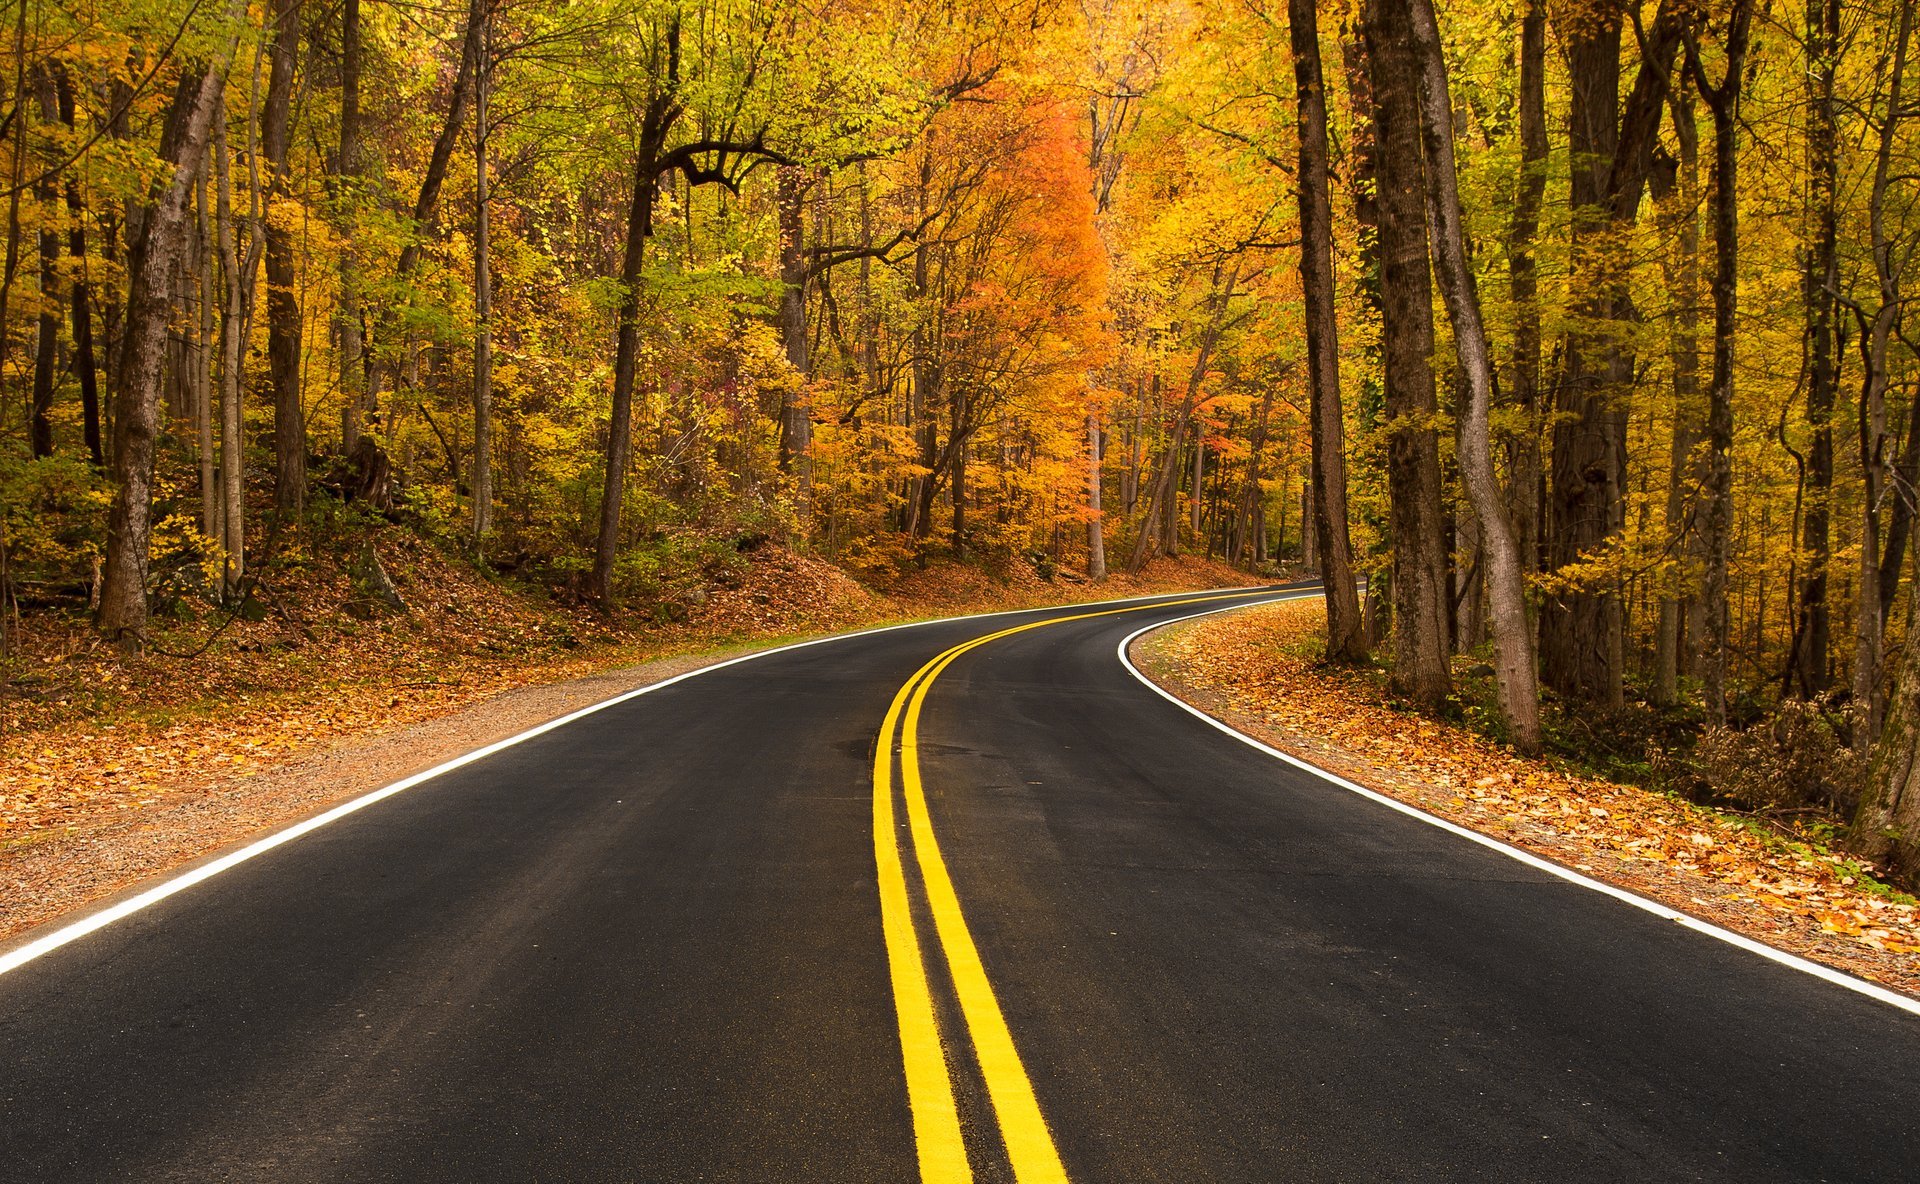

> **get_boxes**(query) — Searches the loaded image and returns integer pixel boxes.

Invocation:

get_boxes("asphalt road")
[4,584,1919,1183]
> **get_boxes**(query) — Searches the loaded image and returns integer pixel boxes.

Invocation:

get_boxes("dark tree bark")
[1786,0,1843,698]
[1362,0,1450,706]
[1505,0,1547,577]
[54,63,103,467]
[1403,0,1543,751]
[1288,0,1365,661]
[98,60,232,647]
[334,0,366,453]
[470,0,493,546]
[27,66,59,458]
[1541,0,1682,705]
[1650,93,1704,705]
[776,165,814,520]
[263,0,305,516]
[1685,0,1753,725]
[1852,0,1915,747]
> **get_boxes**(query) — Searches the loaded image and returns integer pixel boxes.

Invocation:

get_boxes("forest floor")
[1135,597,1920,999]
[0,530,1259,941]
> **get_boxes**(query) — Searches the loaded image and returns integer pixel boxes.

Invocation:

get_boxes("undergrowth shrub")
[1687,695,1863,815]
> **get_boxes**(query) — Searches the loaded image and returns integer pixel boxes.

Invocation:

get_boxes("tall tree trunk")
[27,67,59,458]
[98,61,234,647]
[1288,0,1365,661]
[1087,407,1106,580]
[591,18,683,605]
[263,0,304,517]
[1854,561,1920,880]
[1651,92,1704,704]
[591,160,653,605]
[335,0,365,453]
[1404,0,1543,752]
[776,165,813,522]
[214,106,254,599]
[1362,0,1450,706]
[470,0,493,547]
[1855,0,1914,747]
[52,65,103,467]
[195,142,217,539]
[1506,0,1547,576]
[1541,1,1682,705]
[1687,0,1753,725]
[1786,0,1843,698]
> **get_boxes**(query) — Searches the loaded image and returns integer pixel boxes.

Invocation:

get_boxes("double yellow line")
[870,588,1275,1183]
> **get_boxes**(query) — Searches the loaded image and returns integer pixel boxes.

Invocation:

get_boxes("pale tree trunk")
[195,144,217,538]
[1854,565,1920,881]
[1087,408,1106,580]
[1362,0,1450,706]
[1288,0,1365,661]
[469,0,493,548]
[214,107,254,599]
[1404,0,1543,751]
[99,58,235,646]
[263,0,304,517]
[1685,0,1751,726]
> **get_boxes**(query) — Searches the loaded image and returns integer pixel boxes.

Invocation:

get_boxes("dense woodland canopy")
[7,0,1920,875]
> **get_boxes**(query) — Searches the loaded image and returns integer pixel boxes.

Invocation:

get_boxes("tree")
[1402,0,1542,751]
[99,48,238,647]
[1360,0,1449,707]
[1288,0,1364,661]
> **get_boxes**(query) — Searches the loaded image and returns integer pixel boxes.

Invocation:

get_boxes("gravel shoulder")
[0,645,762,944]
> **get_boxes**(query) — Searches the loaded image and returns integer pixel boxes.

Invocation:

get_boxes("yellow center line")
[873,588,1276,1183]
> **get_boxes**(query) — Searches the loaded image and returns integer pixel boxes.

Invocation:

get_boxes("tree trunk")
[335,0,366,453]
[776,165,813,522]
[98,60,233,647]
[1854,561,1920,881]
[214,107,252,599]
[1786,0,1843,698]
[1505,0,1547,576]
[1289,0,1365,661]
[27,67,59,458]
[1541,2,1681,705]
[263,0,304,517]
[470,0,493,548]
[1688,0,1752,726]
[1087,408,1106,580]
[1652,92,1704,705]
[1362,0,1450,706]
[53,63,103,468]
[1404,0,1543,752]
[1855,0,1913,746]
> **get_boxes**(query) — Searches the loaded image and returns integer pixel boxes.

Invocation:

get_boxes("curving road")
[3,584,1919,1182]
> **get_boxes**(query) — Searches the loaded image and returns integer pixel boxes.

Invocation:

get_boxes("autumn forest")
[7,0,1920,880]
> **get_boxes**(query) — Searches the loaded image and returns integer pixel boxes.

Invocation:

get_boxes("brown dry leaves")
[1143,597,1920,996]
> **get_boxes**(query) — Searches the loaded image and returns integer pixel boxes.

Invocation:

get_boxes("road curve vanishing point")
[3,583,1920,1183]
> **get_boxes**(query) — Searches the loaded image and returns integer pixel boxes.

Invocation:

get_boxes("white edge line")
[1116,596,1920,1020]
[0,583,1279,979]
